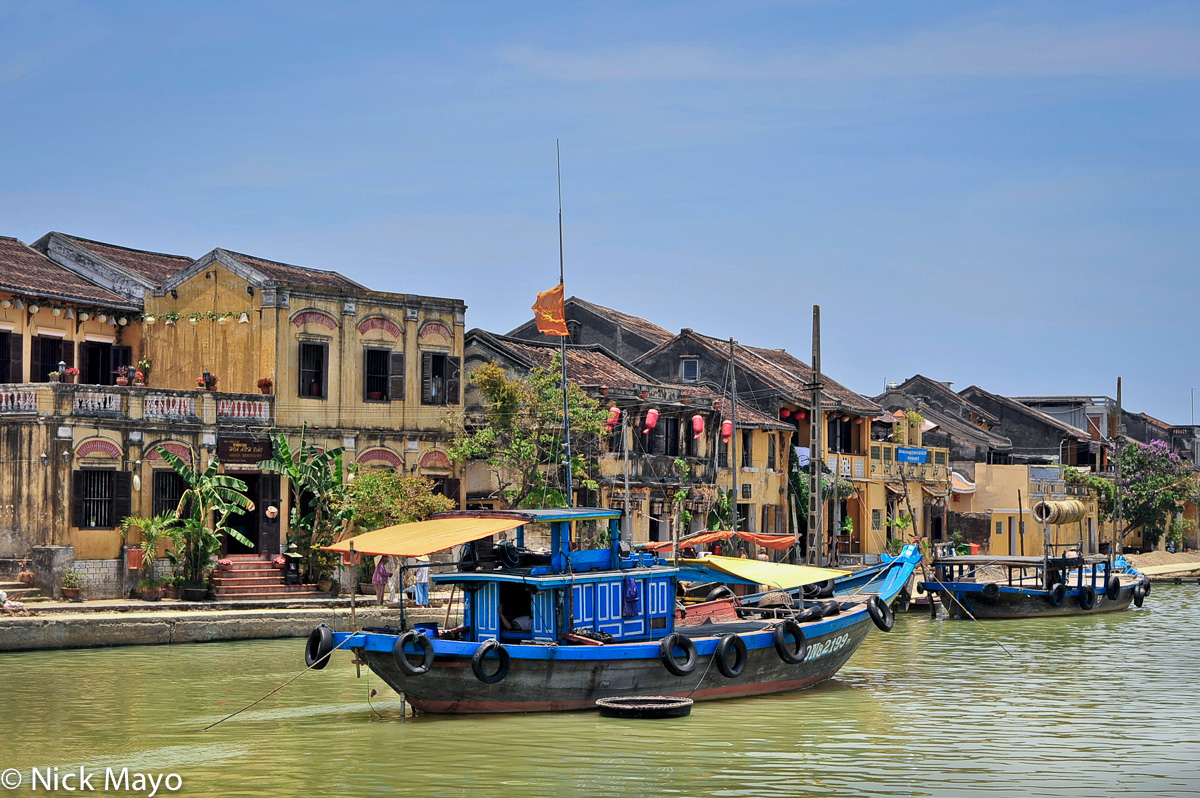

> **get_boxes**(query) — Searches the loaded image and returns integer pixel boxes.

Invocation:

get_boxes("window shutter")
[389,351,405,402]
[362,349,370,402]
[113,471,132,523]
[29,336,40,382]
[652,424,665,455]
[298,343,306,396]
[9,333,22,383]
[71,471,85,527]
[114,346,132,371]
[443,477,461,508]
[446,357,461,405]
[320,342,329,399]
[421,352,433,404]
[62,341,75,371]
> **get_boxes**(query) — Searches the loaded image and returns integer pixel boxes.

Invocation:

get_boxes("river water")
[3,586,1199,797]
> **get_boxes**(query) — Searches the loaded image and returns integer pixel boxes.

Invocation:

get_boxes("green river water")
[3,586,1199,797]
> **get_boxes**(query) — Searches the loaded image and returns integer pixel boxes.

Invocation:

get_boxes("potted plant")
[137,358,152,386]
[64,367,79,384]
[61,570,83,601]
[48,370,62,383]
[114,365,131,386]
[257,377,274,395]
[215,557,233,572]
[195,376,207,391]
[135,577,165,601]
[133,369,146,387]
[119,513,182,599]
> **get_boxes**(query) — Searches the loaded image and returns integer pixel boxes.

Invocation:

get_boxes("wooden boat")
[919,552,1149,620]
[305,508,922,714]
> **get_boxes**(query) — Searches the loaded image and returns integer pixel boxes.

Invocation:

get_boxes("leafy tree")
[257,425,347,581]
[446,357,608,509]
[342,470,456,534]
[1115,440,1196,547]
[1064,468,1116,523]
[157,446,253,587]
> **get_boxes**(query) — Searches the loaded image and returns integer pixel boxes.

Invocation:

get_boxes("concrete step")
[222,562,277,571]
[0,582,40,600]
[208,590,333,600]
[216,568,282,577]
[214,583,322,595]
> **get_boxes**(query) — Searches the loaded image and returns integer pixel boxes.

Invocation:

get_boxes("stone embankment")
[0,596,461,653]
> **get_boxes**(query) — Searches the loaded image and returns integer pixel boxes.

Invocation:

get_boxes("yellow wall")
[0,290,142,383]
[961,464,1099,556]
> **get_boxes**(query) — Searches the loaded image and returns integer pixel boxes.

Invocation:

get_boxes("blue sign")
[896,446,929,464]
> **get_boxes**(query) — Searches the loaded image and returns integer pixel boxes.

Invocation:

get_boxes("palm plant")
[257,424,346,582]
[156,445,254,587]
[118,513,182,585]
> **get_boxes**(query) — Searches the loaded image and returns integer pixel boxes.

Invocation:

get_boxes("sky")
[2,1,1198,422]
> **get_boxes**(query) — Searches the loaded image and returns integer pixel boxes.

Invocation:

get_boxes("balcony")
[868,442,950,483]
[0,383,274,426]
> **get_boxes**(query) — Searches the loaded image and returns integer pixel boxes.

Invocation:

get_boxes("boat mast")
[1113,376,1123,556]
[557,140,572,508]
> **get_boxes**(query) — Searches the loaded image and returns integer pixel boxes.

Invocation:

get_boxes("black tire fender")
[1047,583,1066,607]
[659,633,698,676]
[1133,583,1145,608]
[1105,575,1122,600]
[714,634,748,678]
[305,624,334,670]
[820,600,841,617]
[705,585,735,603]
[1141,577,1151,597]
[471,638,510,684]
[867,595,895,632]
[1078,585,1096,611]
[393,630,435,676]
[773,620,808,664]
[981,582,1000,600]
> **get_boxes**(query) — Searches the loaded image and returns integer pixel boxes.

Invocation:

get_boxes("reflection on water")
[3,587,1200,797]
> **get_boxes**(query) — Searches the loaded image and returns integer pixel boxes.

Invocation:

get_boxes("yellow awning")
[681,555,848,589]
[323,517,524,558]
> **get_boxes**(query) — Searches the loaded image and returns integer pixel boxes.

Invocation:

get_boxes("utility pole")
[808,306,825,566]
[1113,377,1123,555]
[729,338,739,540]
[622,409,631,543]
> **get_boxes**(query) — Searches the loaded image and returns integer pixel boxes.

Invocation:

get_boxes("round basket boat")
[595,696,693,719]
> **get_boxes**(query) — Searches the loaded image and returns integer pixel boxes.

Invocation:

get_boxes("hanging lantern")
[189,316,199,324]
[797,410,807,420]
[721,419,734,443]
[118,316,128,326]
[691,414,705,439]
[780,408,791,418]
[144,315,156,325]
[79,312,89,321]
[165,317,175,326]
[13,299,24,310]
[96,313,107,323]
[108,316,117,327]
[605,406,621,431]
[52,307,62,317]
[238,312,250,324]
[28,304,39,314]
[642,408,659,434]
[0,299,9,309]
[65,308,75,320]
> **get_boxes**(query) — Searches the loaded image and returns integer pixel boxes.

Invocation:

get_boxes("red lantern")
[780,408,791,418]
[691,414,705,439]
[721,419,733,443]
[796,410,807,420]
[643,408,659,434]
[605,406,621,431]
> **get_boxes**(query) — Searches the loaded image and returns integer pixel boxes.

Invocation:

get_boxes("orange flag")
[532,283,568,336]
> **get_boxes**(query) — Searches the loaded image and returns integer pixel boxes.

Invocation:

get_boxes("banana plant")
[156,445,254,587]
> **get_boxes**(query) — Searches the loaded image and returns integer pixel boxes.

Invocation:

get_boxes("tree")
[1115,440,1196,547]
[446,357,609,509]
[157,446,253,587]
[342,470,456,534]
[257,425,347,582]
[118,512,183,587]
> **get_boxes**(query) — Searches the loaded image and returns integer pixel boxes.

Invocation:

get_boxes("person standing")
[408,555,430,606]
[371,556,391,606]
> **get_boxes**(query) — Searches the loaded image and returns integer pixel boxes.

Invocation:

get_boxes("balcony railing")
[73,389,124,417]
[0,389,37,413]
[143,393,198,421]
[217,397,271,423]
[0,383,274,426]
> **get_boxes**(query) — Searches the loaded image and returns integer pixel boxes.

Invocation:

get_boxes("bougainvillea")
[1116,440,1196,546]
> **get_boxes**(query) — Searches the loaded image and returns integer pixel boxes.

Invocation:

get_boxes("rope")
[202,634,353,731]
[685,643,719,699]
[921,572,1015,659]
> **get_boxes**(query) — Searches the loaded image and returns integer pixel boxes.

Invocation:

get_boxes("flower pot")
[61,587,82,601]
[116,377,129,386]
[64,375,76,384]
[360,582,376,596]
[259,386,272,394]
[366,391,384,401]
[137,587,165,601]
[182,587,208,601]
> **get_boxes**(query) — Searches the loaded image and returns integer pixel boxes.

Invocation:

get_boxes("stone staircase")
[211,555,329,600]
[0,581,41,600]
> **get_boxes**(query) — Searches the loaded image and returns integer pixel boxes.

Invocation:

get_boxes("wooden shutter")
[9,333,21,383]
[420,352,433,404]
[446,356,461,405]
[61,341,75,371]
[259,474,281,555]
[113,346,132,373]
[113,471,132,523]
[389,351,405,402]
[362,348,370,402]
[71,471,85,527]
[29,336,40,382]
[298,343,307,396]
[443,477,461,508]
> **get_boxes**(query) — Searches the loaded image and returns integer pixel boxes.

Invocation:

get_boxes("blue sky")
[3,1,1198,422]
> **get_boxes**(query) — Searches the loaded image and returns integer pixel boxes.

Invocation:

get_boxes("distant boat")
[304,507,922,714]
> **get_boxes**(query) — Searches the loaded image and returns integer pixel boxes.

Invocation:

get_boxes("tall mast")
[557,140,572,507]
[1113,376,1123,555]
[808,306,824,566]
[729,338,739,539]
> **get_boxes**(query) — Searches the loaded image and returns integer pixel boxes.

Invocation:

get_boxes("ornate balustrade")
[72,389,124,416]
[0,389,37,413]
[217,397,272,423]
[144,393,197,421]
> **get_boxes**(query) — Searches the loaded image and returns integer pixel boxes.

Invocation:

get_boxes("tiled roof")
[674,332,879,414]
[58,234,192,285]
[566,296,674,347]
[222,249,365,291]
[961,385,1091,440]
[0,237,139,309]
[676,384,794,430]
[468,330,653,389]
[889,375,1000,423]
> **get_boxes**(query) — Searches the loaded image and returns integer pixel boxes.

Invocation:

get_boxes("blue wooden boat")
[306,508,922,714]
[919,553,1149,620]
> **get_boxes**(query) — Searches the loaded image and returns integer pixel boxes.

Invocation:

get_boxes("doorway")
[224,473,261,555]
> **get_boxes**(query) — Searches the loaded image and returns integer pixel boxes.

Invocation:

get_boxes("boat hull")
[930,580,1137,620]
[357,612,873,714]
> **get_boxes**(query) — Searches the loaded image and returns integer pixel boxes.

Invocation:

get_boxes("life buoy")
[471,639,510,684]
[705,585,736,603]
[1105,575,1121,600]
[867,595,895,632]
[393,630,435,676]
[981,582,1000,601]
[773,620,807,664]
[714,634,748,678]
[305,624,334,670]
[659,633,698,676]
[1046,583,1066,607]
[1133,583,1145,608]
[1078,585,1096,610]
